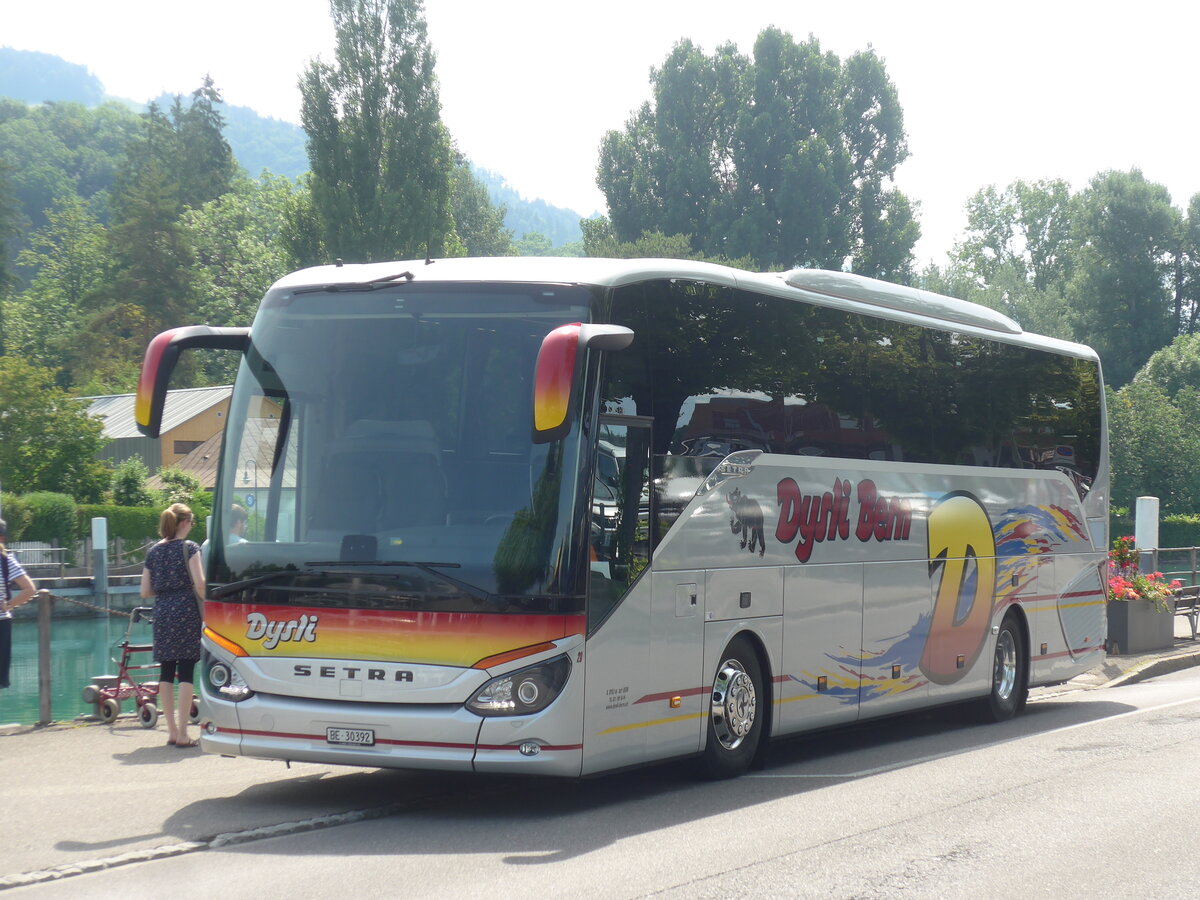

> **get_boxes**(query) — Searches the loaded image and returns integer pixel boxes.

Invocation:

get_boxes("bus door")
[582,418,656,772]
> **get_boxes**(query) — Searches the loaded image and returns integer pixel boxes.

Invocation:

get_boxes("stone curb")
[1102,649,1200,688]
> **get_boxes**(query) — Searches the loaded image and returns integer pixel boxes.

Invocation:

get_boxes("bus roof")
[271,257,1099,362]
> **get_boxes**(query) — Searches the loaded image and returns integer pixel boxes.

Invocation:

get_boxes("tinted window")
[602,280,1102,544]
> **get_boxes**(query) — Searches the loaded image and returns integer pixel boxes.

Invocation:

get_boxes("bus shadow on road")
[157,694,1138,866]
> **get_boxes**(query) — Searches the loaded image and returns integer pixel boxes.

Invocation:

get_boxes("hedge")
[22,492,79,545]
[0,493,32,541]
[76,504,208,545]
[1109,512,1200,549]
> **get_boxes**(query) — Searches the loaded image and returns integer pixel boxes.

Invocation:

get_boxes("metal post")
[37,590,52,725]
[1135,496,1160,573]
[91,517,108,612]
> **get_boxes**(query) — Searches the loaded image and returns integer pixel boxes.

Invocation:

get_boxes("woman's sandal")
[175,738,199,749]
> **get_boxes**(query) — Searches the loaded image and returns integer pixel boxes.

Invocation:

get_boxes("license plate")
[326,727,375,746]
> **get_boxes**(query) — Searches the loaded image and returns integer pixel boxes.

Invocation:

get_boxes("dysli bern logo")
[245,612,318,650]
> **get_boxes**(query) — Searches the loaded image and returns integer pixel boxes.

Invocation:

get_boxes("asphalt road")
[6,665,1200,898]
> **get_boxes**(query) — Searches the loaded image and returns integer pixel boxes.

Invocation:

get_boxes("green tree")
[171,76,238,210]
[940,179,1075,339]
[514,231,554,257]
[299,0,453,262]
[1066,170,1179,387]
[1134,332,1200,399]
[0,99,138,280]
[7,194,109,371]
[581,216,755,269]
[0,357,109,501]
[1175,193,1200,336]
[156,466,202,506]
[1108,380,1200,513]
[449,156,512,257]
[112,457,158,507]
[0,155,17,314]
[598,30,917,275]
[182,173,299,382]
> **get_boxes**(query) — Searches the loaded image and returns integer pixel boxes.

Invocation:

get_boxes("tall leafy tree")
[0,356,109,501]
[941,179,1075,339]
[1066,170,1179,387]
[597,29,917,275]
[8,194,109,372]
[448,156,512,257]
[300,0,453,263]
[1133,333,1200,401]
[1174,193,1200,336]
[0,156,17,301]
[1108,380,1200,514]
[181,173,300,383]
[171,76,239,210]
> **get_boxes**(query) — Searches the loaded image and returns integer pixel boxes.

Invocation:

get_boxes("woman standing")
[140,503,206,747]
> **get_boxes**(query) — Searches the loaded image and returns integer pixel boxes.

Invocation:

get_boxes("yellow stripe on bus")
[597,712,705,735]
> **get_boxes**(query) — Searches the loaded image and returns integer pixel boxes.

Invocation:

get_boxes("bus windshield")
[209,282,596,613]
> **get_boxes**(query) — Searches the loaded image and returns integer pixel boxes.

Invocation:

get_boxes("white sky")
[3,0,1196,266]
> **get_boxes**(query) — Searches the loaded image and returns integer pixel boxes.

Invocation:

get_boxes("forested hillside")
[472,166,586,247]
[0,46,586,243]
[0,47,104,106]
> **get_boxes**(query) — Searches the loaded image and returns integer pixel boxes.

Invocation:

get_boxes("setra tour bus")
[135,258,1108,779]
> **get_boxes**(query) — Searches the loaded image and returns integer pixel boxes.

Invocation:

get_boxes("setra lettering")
[292,663,414,682]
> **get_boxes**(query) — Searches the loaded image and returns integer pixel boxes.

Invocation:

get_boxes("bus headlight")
[467,655,570,717]
[206,660,253,702]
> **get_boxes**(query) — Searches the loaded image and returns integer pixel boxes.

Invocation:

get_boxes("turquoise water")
[0,616,158,726]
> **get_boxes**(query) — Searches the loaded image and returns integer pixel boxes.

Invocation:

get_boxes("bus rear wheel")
[700,636,764,779]
[978,615,1027,722]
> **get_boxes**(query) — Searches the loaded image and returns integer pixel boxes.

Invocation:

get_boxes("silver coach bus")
[136,258,1108,778]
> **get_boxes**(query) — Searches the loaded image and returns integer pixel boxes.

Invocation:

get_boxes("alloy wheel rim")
[711,659,756,750]
[994,629,1017,701]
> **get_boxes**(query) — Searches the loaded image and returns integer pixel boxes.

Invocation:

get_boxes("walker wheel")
[99,698,121,724]
[138,702,159,730]
[82,684,99,705]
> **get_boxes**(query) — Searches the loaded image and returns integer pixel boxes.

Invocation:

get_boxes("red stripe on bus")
[633,685,710,705]
[224,727,582,753]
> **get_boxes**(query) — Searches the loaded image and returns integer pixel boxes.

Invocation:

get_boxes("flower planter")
[1106,599,1174,654]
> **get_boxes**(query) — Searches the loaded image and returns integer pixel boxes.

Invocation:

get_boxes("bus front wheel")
[978,615,1028,722]
[700,636,764,779]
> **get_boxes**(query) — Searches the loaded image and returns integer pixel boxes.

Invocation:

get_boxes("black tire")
[99,697,121,724]
[138,702,159,730]
[978,615,1028,722]
[189,698,200,724]
[700,636,765,779]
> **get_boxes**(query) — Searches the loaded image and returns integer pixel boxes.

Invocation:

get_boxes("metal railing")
[1148,547,1200,587]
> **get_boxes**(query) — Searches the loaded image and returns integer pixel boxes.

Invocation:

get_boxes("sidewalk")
[4,622,1200,891]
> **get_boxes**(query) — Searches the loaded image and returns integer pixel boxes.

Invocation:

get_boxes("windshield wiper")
[303,559,495,604]
[210,567,319,599]
[293,271,415,295]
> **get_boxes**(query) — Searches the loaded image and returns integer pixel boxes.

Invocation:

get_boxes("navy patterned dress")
[144,539,202,662]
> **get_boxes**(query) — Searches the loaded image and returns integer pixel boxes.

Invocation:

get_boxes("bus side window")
[589,421,651,631]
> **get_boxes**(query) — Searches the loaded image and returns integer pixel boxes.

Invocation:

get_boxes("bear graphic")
[727,487,765,556]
